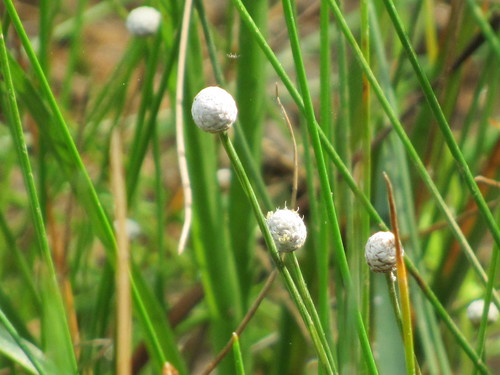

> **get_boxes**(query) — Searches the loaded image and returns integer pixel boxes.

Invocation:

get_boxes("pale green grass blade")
[0,324,56,375]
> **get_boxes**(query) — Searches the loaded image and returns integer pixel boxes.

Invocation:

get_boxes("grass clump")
[0,1,499,374]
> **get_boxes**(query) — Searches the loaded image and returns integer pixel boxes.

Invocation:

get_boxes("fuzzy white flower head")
[191,86,238,133]
[467,299,499,325]
[126,6,161,37]
[266,208,307,253]
[365,231,402,273]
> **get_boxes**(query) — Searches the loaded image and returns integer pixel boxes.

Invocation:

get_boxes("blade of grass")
[333,1,353,368]
[279,0,377,370]
[317,0,333,357]
[473,207,500,371]
[228,0,268,305]
[60,0,87,107]
[232,333,246,375]
[3,0,116,250]
[0,309,47,375]
[359,0,372,331]
[384,173,416,375]
[184,28,243,374]
[0,212,40,308]
[423,0,438,63]
[465,0,500,59]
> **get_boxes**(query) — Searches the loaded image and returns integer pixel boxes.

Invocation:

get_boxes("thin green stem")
[465,0,500,59]
[61,0,87,107]
[280,0,377,370]
[318,0,333,358]
[474,240,500,368]
[126,31,180,203]
[127,31,163,204]
[219,132,336,374]
[359,0,372,330]
[288,253,337,373]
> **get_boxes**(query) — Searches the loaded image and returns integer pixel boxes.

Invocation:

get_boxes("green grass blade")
[0,322,54,375]
[280,0,376,370]
[229,0,268,306]
[232,333,246,375]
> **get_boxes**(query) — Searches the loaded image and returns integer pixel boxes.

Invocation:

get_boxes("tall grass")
[0,0,499,374]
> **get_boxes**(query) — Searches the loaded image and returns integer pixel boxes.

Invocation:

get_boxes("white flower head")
[217,168,232,190]
[113,218,141,240]
[365,231,403,273]
[126,6,161,37]
[467,299,499,325]
[191,86,238,133]
[266,208,307,253]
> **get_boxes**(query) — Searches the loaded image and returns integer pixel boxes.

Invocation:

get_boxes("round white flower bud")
[467,299,499,325]
[191,86,238,133]
[266,208,307,253]
[365,231,402,273]
[126,6,161,37]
